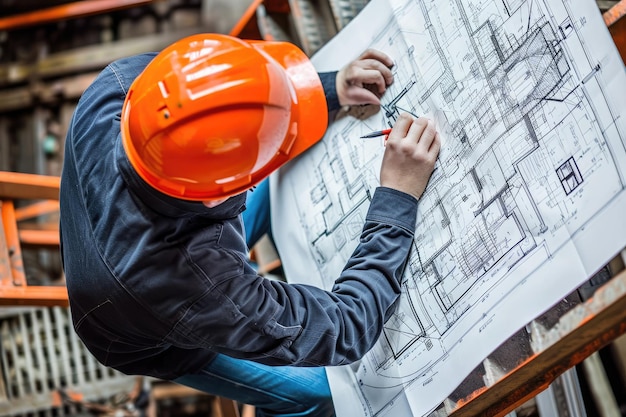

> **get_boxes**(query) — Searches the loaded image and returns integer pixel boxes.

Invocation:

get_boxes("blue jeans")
[174,354,335,417]
[174,179,336,417]
[243,178,273,248]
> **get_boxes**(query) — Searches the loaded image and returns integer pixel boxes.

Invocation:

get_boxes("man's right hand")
[379,113,441,200]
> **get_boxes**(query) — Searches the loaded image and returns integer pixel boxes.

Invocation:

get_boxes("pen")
[360,128,392,139]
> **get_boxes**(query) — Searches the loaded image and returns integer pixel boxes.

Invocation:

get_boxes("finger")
[415,119,436,152]
[358,49,394,68]
[352,68,387,94]
[355,59,394,87]
[347,87,381,105]
[406,117,429,146]
[387,113,414,143]
[430,132,442,155]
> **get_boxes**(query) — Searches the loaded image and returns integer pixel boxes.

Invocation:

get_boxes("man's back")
[60,53,241,378]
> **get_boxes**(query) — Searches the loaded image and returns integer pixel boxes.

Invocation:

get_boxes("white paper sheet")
[271,0,626,415]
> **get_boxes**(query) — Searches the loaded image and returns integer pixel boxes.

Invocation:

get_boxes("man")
[60,34,440,417]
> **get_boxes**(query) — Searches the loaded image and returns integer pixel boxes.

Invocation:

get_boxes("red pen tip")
[360,128,392,139]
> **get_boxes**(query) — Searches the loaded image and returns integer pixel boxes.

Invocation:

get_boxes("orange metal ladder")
[0,170,242,417]
[0,171,68,306]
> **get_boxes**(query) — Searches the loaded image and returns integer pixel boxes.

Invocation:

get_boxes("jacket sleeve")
[319,71,340,112]
[178,186,418,367]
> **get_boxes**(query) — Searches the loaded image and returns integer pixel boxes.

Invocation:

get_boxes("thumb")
[345,87,381,106]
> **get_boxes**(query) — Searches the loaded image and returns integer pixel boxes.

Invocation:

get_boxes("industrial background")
[0,1,625,417]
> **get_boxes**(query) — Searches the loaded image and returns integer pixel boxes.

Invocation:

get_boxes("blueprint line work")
[271,0,626,415]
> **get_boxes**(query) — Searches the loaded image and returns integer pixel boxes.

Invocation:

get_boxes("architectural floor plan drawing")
[271,0,626,415]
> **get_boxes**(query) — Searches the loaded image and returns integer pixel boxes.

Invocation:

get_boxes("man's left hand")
[336,49,394,107]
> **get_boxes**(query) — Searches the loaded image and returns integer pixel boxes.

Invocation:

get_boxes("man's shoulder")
[103,52,159,93]
[109,52,159,75]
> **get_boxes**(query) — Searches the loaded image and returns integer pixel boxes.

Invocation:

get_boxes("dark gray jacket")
[60,52,419,380]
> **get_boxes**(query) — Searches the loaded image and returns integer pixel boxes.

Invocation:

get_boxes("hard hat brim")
[251,41,329,160]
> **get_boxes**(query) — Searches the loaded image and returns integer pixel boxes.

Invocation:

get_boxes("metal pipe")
[229,0,265,37]
[604,0,626,27]
[0,0,154,31]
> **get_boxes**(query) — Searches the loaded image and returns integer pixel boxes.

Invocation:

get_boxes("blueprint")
[270,0,626,415]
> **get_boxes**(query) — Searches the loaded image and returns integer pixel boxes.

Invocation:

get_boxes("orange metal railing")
[0,171,67,307]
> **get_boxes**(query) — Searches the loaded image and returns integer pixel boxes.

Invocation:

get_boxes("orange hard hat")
[121,33,328,201]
